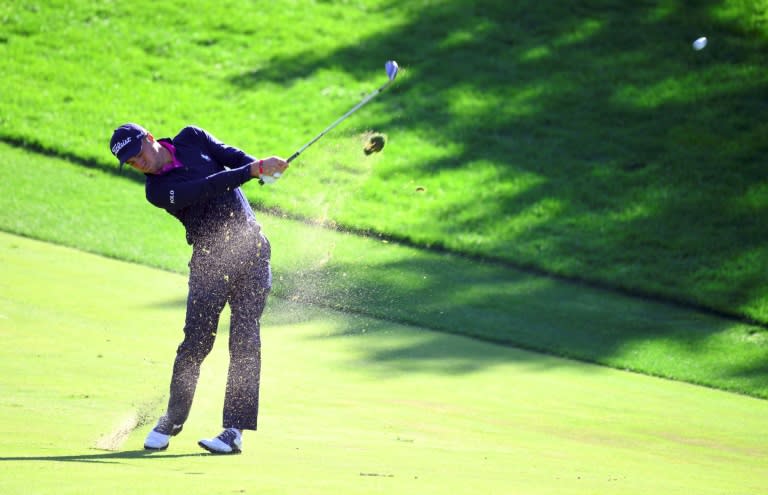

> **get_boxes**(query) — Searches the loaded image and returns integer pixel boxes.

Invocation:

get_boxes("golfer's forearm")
[147,165,253,211]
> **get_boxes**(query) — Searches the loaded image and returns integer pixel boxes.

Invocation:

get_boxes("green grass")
[2,232,767,495]
[1,0,768,325]
[2,141,767,399]
[1,3,767,492]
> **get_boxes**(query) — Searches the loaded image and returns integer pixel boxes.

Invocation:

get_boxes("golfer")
[109,123,288,454]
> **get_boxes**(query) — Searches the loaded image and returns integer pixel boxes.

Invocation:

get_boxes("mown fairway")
[1,232,767,495]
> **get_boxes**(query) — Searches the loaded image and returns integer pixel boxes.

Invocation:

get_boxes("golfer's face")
[126,138,161,174]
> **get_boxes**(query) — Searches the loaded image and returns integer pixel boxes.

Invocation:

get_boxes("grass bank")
[1,0,767,324]
[2,141,767,399]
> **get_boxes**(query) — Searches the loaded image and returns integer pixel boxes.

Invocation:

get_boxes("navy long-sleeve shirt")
[144,126,259,247]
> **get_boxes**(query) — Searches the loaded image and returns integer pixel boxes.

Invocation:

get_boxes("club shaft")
[287,80,394,163]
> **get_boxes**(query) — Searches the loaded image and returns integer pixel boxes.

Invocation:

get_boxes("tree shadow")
[269,241,768,396]
[229,1,768,324]
[4,1,762,393]
[0,135,144,186]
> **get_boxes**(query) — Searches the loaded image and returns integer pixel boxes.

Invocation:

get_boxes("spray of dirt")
[93,396,164,451]
[272,131,389,327]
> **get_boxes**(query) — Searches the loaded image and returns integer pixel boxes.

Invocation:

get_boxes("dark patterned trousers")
[165,229,271,431]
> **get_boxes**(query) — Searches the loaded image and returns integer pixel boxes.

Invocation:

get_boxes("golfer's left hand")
[251,156,289,184]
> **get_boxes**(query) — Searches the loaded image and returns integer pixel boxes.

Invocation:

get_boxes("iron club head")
[385,60,399,81]
[286,60,401,164]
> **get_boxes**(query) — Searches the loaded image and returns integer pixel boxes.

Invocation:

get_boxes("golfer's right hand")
[251,156,289,182]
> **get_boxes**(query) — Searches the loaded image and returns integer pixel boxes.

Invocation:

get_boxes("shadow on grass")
[231,0,768,393]
[0,450,207,464]
[0,135,143,186]
[229,1,768,325]
[267,250,768,397]
[4,1,764,395]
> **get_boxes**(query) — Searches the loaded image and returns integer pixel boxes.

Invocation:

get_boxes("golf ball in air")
[692,36,707,50]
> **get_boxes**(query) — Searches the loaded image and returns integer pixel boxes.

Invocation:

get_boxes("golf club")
[288,60,399,163]
[259,60,398,185]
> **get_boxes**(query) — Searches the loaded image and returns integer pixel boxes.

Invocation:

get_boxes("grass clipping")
[363,133,385,155]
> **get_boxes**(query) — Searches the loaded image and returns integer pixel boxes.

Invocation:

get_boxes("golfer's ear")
[146,133,155,142]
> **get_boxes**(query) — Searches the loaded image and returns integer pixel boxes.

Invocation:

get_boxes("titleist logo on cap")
[111,137,133,155]
[110,123,148,165]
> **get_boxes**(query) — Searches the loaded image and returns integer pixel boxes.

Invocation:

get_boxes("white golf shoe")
[144,417,183,450]
[198,428,242,454]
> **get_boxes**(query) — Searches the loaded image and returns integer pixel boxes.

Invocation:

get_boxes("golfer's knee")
[230,335,260,358]
[177,333,216,361]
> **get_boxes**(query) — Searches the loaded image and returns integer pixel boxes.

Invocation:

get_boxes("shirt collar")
[158,140,184,175]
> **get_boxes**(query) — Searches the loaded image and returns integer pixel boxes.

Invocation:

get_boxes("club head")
[385,60,399,81]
